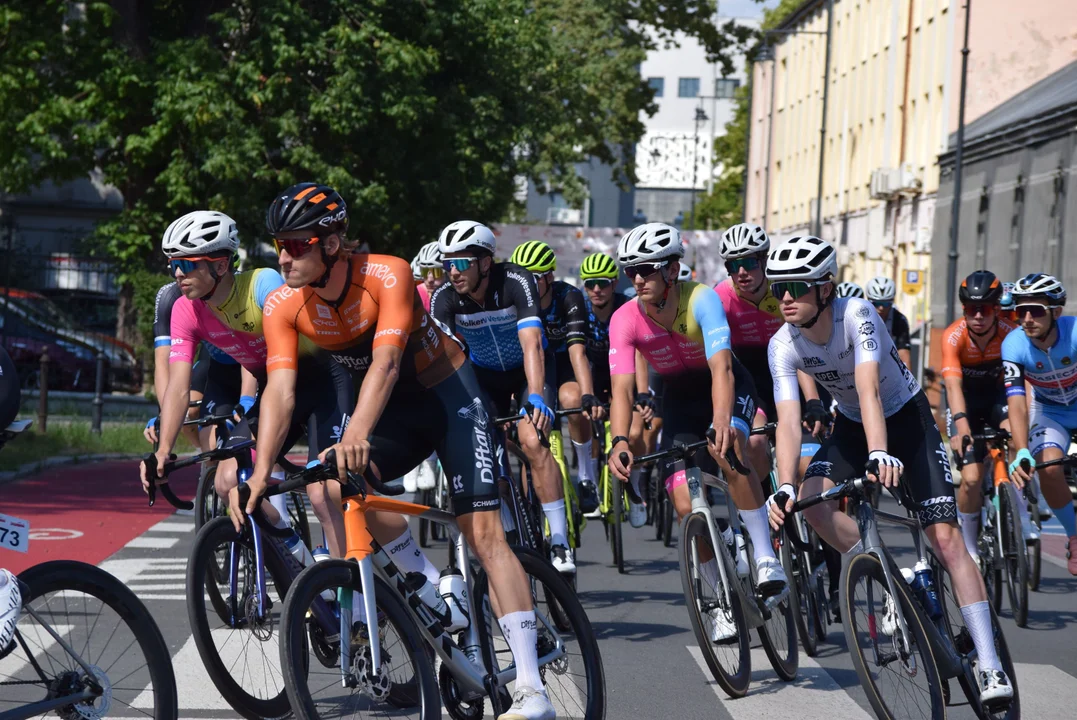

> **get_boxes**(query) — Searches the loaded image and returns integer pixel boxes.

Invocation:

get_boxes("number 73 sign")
[0,513,30,553]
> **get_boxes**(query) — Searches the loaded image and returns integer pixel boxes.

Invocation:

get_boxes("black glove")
[581,394,599,414]
[802,398,830,428]
[633,391,656,412]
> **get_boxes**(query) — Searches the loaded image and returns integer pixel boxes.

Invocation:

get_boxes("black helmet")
[959,270,1002,305]
[266,182,348,236]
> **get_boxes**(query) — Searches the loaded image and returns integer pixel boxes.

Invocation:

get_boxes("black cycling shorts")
[944,385,1008,463]
[655,360,760,490]
[473,359,556,421]
[805,391,958,528]
[551,350,576,390]
[196,357,243,420]
[367,362,502,516]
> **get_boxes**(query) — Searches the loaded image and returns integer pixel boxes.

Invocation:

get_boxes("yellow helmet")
[579,252,619,280]
[509,241,557,273]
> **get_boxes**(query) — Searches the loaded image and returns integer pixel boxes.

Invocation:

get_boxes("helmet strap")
[309,244,338,289]
[796,285,831,329]
[654,265,675,311]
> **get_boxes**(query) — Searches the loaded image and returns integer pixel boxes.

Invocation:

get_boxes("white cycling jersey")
[768,297,919,422]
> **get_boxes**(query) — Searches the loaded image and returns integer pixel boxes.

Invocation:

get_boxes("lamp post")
[689,105,709,230]
[945,0,972,325]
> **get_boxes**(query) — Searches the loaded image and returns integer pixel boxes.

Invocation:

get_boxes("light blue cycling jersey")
[1001,315,1077,412]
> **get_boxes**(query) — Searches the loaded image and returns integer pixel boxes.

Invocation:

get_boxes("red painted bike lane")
[1,460,200,574]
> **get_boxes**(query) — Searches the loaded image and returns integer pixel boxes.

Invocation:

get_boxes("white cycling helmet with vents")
[677,263,693,282]
[617,223,684,266]
[835,282,865,299]
[865,276,897,302]
[411,256,423,280]
[162,210,240,258]
[719,223,770,260]
[765,236,837,282]
[417,241,442,268]
[438,221,496,255]
[1013,272,1066,306]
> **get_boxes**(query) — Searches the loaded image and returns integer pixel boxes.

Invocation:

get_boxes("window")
[647,77,664,98]
[715,77,741,99]
[678,77,700,98]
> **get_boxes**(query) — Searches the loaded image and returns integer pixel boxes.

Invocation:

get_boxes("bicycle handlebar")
[140,453,196,510]
[617,428,751,476]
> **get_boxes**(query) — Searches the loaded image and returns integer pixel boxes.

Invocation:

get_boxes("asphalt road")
[3,460,1075,719]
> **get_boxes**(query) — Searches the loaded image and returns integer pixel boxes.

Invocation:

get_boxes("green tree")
[0,1,760,348]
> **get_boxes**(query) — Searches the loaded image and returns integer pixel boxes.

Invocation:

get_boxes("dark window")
[715,78,741,99]
[647,77,664,97]
[678,77,700,98]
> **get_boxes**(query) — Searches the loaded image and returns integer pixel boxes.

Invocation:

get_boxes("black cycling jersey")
[153,282,236,365]
[539,280,588,354]
[885,308,912,352]
[430,262,543,372]
[584,292,629,401]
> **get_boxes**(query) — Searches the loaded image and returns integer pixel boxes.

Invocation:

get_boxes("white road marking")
[144,520,193,533]
[124,536,179,549]
[1012,663,1077,719]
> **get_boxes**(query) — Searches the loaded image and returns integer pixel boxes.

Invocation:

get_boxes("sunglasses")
[725,256,761,273]
[771,280,824,300]
[424,267,444,279]
[532,272,552,285]
[443,257,479,273]
[273,236,320,258]
[169,256,215,275]
[873,300,893,309]
[1015,303,1051,319]
[584,278,614,290]
[624,262,669,280]
[963,303,996,318]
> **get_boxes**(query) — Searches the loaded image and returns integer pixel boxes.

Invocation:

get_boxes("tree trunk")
[114,280,141,348]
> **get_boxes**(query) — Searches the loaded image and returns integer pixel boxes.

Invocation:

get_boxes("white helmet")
[835,282,865,299]
[438,221,496,255]
[765,236,837,282]
[1012,272,1066,306]
[411,256,423,280]
[617,223,684,266]
[719,223,770,260]
[417,241,442,268]
[162,210,239,258]
[865,276,897,302]
[677,263,693,282]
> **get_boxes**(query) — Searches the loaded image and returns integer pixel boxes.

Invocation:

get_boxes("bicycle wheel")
[930,549,1020,720]
[187,516,294,720]
[842,552,945,720]
[611,475,624,574]
[998,484,1029,627]
[784,531,819,657]
[980,514,1003,613]
[471,547,605,720]
[758,535,799,681]
[4,560,178,719]
[679,513,751,698]
[279,559,439,719]
[194,463,223,530]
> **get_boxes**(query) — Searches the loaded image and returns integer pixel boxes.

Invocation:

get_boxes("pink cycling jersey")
[169,295,268,372]
[715,279,784,352]
[416,282,431,313]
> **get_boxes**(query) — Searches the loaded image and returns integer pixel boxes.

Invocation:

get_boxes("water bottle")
[438,568,471,631]
[405,572,467,632]
[312,546,330,562]
[911,560,942,620]
[284,532,315,568]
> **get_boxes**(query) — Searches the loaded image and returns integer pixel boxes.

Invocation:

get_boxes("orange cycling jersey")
[940,316,1018,388]
[263,254,464,388]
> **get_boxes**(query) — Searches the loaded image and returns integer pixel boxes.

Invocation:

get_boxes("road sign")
[903,269,924,295]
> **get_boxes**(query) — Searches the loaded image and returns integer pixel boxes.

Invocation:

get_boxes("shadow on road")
[590,620,689,643]
[579,588,685,611]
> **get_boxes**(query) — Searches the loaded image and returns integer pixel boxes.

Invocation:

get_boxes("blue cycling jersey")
[430,263,544,372]
[1001,315,1077,407]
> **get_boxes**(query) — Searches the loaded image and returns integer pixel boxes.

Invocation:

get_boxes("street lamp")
[689,106,709,230]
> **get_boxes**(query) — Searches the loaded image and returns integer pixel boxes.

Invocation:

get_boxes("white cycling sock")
[739,506,776,562]
[386,528,440,586]
[267,472,291,531]
[542,500,568,548]
[958,511,980,558]
[960,601,1001,672]
[499,610,544,692]
[572,439,594,483]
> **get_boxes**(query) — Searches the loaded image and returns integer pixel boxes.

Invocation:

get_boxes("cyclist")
[431,222,574,576]
[607,223,787,613]
[835,281,865,299]
[677,263,693,282]
[509,241,603,489]
[941,270,1028,563]
[1003,272,1077,575]
[140,209,354,553]
[865,275,912,367]
[415,240,443,312]
[147,278,248,452]
[236,187,555,720]
[765,236,1013,706]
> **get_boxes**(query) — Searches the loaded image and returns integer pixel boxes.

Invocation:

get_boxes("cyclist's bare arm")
[240,366,259,401]
[609,372,637,479]
[943,374,973,446]
[796,370,820,401]
[340,344,405,473]
[568,342,594,397]
[854,360,892,483]
[157,360,193,458]
[250,368,297,487]
[152,346,171,408]
[519,325,549,430]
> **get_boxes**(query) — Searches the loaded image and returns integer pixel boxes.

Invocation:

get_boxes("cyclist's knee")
[215,460,238,497]
[558,382,580,409]
[461,511,507,563]
[924,521,968,566]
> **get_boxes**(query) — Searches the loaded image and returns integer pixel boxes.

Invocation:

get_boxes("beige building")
[744,0,1077,332]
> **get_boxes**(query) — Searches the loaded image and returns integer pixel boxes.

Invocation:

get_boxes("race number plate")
[0,512,30,553]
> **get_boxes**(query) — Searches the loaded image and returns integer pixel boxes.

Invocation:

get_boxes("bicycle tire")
[289,491,313,549]
[679,513,751,698]
[662,494,674,548]
[1027,537,1041,591]
[982,514,1003,613]
[612,474,624,574]
[472,547,606,719]
[14,560,178,720]
[187,517,294,720]
[842,552,945,720]
[929,549,1020,720]
[998,483,1029,627]
[758,534,799,681]
[784,532,819,657]
[194,463,222,530]
[279,559,440,719]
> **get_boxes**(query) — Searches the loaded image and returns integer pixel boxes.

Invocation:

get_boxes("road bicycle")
[1,419,179,720]
[593,419,628,573]
[958,429,1033,626]
[775,472,1019,720]
[628,428,798,698]
[417,456,449,548]
[270,453,605,719]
